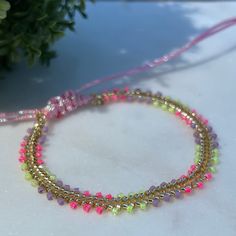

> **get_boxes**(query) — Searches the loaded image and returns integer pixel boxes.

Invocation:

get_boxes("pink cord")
[1,17,236,124]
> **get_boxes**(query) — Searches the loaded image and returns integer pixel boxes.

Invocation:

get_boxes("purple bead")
[195,138,201,144]
[56,180,63,187]
[126,95,134,102]
[175,190,182,199]
[47,192,53,200]
[207,126,213,132]
[64,185,70,191]
[211,133,217,140]
[43,126,49,133]
[146,97,153,104]
[57,198,65,206]
[191,123,196,129]
[160,182,167,187]
[27,128,32,134]
[38,186,45,194]
[212,142,219,148]
[73,188,80,193]
[39,135,46,144]
[149,185,156,192]
[193,132,199,138]
[23,135,29,141]
[171,179,176,184]
[163,194,171,202]
[152,198,159,207]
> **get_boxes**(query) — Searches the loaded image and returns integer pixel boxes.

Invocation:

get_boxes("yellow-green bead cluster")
[140,202,147,210]
[24,172,32,180]
[112,207,120,216]
[194,145,202,164]
[21,163,28,171]
[126,204,134,213]
[209,148,219,173]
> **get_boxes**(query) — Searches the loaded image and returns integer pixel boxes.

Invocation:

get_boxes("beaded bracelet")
[18,88,219,216]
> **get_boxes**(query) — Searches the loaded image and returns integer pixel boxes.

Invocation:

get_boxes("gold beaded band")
[18,88,219,215]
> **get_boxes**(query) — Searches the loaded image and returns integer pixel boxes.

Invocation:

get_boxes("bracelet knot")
[44,90,90,119]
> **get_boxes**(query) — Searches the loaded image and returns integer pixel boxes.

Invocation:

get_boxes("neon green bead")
[126,205,134,213]
[168,107,175,113]
[195,153,201,160]
[24,172,32,181]
[212,149,219,156]
[31,179,38,187]
[212,148,219,155]
[195,145,201,152]
[20,163,28,171]
[140,202,147,210]
[117,193,124,198]
[212,157,219,165]
[194,158,200,164]
[161,104,168,111]
[209,166,217,173]
[49,175,56,181]
[112,207,119,216]
[43,167,51,175]
[153,101,159,107]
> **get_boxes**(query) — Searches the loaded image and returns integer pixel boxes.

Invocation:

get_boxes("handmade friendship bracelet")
[18,88,219,216]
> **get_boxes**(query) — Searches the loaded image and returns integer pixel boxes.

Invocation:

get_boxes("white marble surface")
[0,2,236,236]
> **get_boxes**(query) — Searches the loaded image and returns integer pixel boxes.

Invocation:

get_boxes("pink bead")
[186,119,192,125]
[181,115,186,121]
[119,95,126,101]
[36,152,42,158]
[37,159,44,165]
[69,201,78,209]
[175,111,181,116]
[111,95,118,101]
[83,191,91,197]
[197,182,204,189]
[203,119,208,125]
[96,192,103,198]
[20,141,27,147]
[105,194,113,200]
[19,148,26,154]
[103,95,110,103]
[205,173,212,180]
[36,145,43,151]
[83,204,91,213]
[185,187,192,193]
[18,156,26,163]
[124,87,129,93]
[190,164,196,171]
[96,206,103,215]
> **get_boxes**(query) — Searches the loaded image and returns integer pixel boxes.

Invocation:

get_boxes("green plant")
[0,0,88,71]
[0,0,10,23]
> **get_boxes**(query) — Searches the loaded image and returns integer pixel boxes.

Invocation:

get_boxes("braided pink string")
[1,17,236,124]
